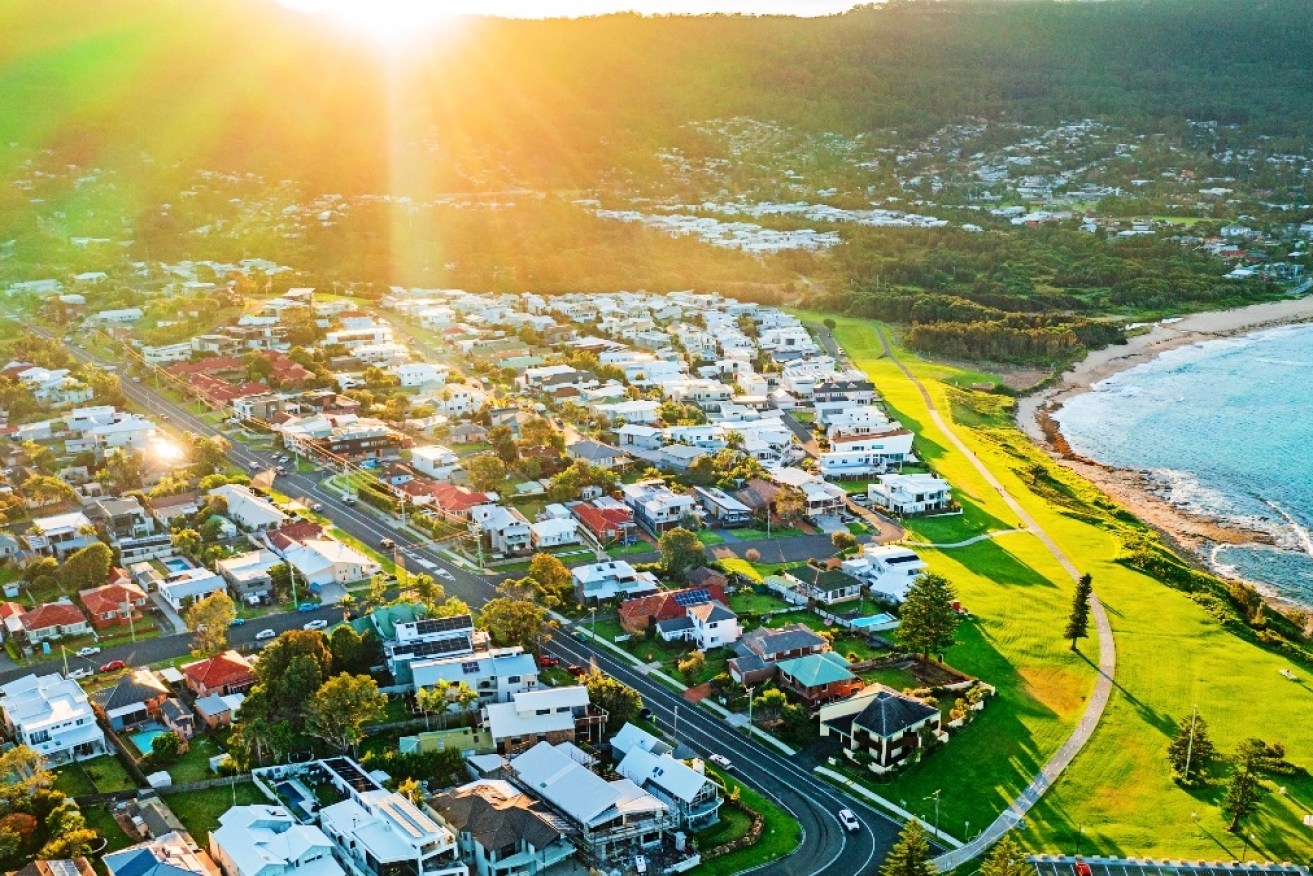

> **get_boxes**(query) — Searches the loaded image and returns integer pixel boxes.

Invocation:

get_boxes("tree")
[478,597,548,649]
[329,624,376,676]
[148,730,184,767]
[1064,573,1093,650]
[880,820,935,876]
[584,671,643,734]
[20,441,56,475]
[0,747,52,805]
[488,424,518,464]
[452,682,480,726]
[823,318,837,332]
[172,528,202,559]
[268,562,293,601]
[831,530,858,552]
[305,673,388,753]
[246,630,333,726]
[416,683,450,731]
[396,778,423,805]
[774,486,806,523]
[754,688,788,725]
[658,527,705,580]
[677,650,706,683]
[409,573,447,613]
[526,553,574,607]
[19,475,73,508]
[185,590,236,657]
[1223,738,1266,831]
[465,454,506,492]
[36,828,97,861]
[58,542,113,592]
[96,447,145,493]
[898,573,960,661]
[192,435,231,476]
[980,834,1029,876]
[1167,710,1216,784]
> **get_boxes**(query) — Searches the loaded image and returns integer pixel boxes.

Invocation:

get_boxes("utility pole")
[672,704,679,748]
[61,645,68,677]
[926,789,941,838]
[1183,705,1198,782]
[126,600,136,642]
[746,686,756,731]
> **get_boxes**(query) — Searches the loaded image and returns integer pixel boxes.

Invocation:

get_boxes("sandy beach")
[1017,295,1313,572]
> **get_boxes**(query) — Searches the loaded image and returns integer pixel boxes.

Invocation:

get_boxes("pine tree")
[1224,739,1266,831]
[898,574,960,661]
[880,820,936,876]
[1064,573,1093,650]
[980,834,1030,876]
[1166,709,1216,784]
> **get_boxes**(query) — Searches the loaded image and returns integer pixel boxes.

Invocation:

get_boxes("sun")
[279,0,459,41]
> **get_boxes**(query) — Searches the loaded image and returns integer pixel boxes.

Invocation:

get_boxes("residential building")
[616,584,729,635]
[775,652,861,708]
[655,600,742,651]
[563,440,626,469]
[728,624,829,686]
[24,511,97,558]
[91,669,170,731]
[280,539,380,589]
[840,544,927,603]
[407,484,494,523]
[105,831,220,876]
[277,414,409,461]
[158,568,227,612]
[19,601,91,642]
[208,484,288,532]
[818,431,915,479]
[766,468,847,519]
[194,692,246,729]
[506,741,672,868]
[209,805,344,876]
[410,446,461,481]
[818,686,944,774]
[385,614,480,687]
[469,506,531,557]
[0,673,107,764]
[785,566,863,606]
[183,651,256,698]
[527,517,579,549]
[566,498,636,546]
[215,549,281,605]
[88,496,156,542]
[867,474,953,516]
[571,560,660,605]
[481,687,606,755]
[159,696,194,740]
[412,649,539,704]
[615,743,722,830]
[692,486,752,528]
[426,780,574,876]
[78,580,149,629]
[621,480,696,535]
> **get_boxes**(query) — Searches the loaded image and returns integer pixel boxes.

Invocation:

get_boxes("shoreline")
[1016,295,1313,607]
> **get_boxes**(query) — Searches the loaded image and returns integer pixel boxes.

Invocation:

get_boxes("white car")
[708,754,734,771]
[75,646,101,658]
[838,809,861,832]
[434,569,455,581]
[255,628,277,640]
[309,502,324,512]
[67,667,93,680]
[303,619,328,631]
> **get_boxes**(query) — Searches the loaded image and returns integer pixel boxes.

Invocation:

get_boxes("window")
[506,675,520,684]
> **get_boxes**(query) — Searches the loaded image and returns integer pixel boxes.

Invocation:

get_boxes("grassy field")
[798,311,1313,860]
[698,771,803,876]
[165,782,267,845]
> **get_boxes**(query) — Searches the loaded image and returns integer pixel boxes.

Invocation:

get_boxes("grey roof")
[742,624,826,659]
[567,439,624,461]
[688,601,736,624]
[159,697,189,722]
[850,690,940,738]
[92,670,168,711]
[655,615,694,634]
[428,783,564,852]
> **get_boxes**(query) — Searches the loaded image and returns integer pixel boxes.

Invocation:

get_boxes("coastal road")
[872,326,1116,870]
[545,631,913,876]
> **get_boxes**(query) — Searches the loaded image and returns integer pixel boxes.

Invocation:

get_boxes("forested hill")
[4,0,1313,191]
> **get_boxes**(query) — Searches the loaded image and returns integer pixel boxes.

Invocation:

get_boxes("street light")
[1075,825,1084,856]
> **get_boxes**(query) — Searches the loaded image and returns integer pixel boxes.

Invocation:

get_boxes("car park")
[75,646,101,658]
[838,809,860,832]
[98,659,126,673]
[708,753,734,771]
[255,628,277,640]
[303,619,328,631]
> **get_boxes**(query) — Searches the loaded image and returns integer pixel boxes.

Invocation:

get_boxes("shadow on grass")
[1075,650,1175,737]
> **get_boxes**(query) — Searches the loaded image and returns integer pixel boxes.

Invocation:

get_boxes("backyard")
[54,755,136,796]
[163,782,267,845]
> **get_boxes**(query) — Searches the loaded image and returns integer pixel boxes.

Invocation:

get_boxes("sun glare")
[280,0,457,40]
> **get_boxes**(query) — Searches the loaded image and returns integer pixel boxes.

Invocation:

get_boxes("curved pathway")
[902,528,1027,549]
[872,327,1117,870]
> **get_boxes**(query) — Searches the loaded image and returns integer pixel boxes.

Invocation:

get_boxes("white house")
[469,505,531,556]
[841,544,927,603]
[621,480,697,535]
[867,473,953,516]
[208,484,288,531]
[317,776,466,876]
[412,648,539,703]
[158,568,228,611]
[528,517,580,549]
[615,744,723,830]
[571,559,660,605]
[818,431,915,479]
[210,805,343,876]
[410,445,461,480]
[590,399,660,425]
[655,600,742,651]
[0,673,107,765]
[25,511,98,558]
[281,539,381,588]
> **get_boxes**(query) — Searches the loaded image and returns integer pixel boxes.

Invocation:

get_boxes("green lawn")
[729,525,807,540]
[727,590,795,615]
[697,530,726,546]
[168,734,225,784]
[590,619,728,685]
[605,540,653,557]
[53,763,97,797]
[697,771,802,876]
[74,754,137,793]
[83,805,135,853]
[164,782,267,845]
[803,311,1313,860]
[859,665,923,692]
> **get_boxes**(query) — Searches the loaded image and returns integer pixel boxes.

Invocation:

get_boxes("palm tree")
[415,685,443,731]
[236,717,273,766]
[339,594,357,621]
[453,682,480,727]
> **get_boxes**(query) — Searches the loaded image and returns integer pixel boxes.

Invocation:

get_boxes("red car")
[538,655,560,668]
[566,664,586,677]
[98,659,126,673]
[1073,862,1093,876]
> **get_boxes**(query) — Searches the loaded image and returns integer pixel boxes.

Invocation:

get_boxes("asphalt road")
[546,631,912,876]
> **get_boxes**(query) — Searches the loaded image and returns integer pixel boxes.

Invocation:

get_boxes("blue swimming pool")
[161,557,193,573]
[129,722,169,753]
[849,613,898,629]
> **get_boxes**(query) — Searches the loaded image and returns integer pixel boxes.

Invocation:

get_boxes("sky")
[273,0,865,21]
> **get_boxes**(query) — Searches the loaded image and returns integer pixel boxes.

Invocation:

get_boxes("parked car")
[229,617,246,627]
[274,466,287,475]
[639,707,655,721]
[297,602,318,613]
[538,655,560,668]
[379,537,395,549]
[255,628,277,640]
[566,664,586,677]
[708,753,734,771]
[309,502,324,512]
[68,667,93,680]
[98,660,126,673]
[75,646,101,658]
[342,495,357,506]
[303,619,328,631]
[434,569,454,580]
[838,809,861,832]
[1073,863,1093,876]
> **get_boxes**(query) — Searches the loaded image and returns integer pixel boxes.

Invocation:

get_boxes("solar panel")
[413,615,474,636]
[673,588,711,607]
[393,635,472,660]
[462,661,481,674]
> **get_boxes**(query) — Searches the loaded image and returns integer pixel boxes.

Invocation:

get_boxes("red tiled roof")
[619,584,727,632]
[0,602,25,620]
[79,582,148,617]
[267,519,325,551]
[570,502,634,536]
[20,601,87,631]
[167,356,246,377]
[109,567,131,586]
[403,481,490,511]
[184,650,255,690]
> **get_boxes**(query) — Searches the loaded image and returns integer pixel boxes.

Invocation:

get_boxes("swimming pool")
[161,557,194,574]
[849,613,899,630]
[129,722,169,754]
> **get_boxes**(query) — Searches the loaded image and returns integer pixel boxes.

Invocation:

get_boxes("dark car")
[566,664,586,677]
[98,659,126,673]
[538,655,561,668]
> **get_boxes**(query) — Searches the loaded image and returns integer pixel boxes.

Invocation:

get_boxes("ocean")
[1053,323,1313,607]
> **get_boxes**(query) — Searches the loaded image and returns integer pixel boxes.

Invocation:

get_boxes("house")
[775,652,861,708]
[767,468,848,519]
[412,649,539,704]
[571,560,660,605]
[215,549,281,605]
[158,568,227,612]
[818,431,916,479]
[194,692,245,729]
[692,486,752,528]
[469,506,531,557]
[655,600,742,651]
[78,581,149,629]
[88,496,156,542]
[209,805,344,876]
[564,440,627,470]
[384,613,480,686]
[10,859,97,876]
[105,831,220,876]
[786,566,863,606]
[280,538,380,589]
[566,499,636,545]
[615,742,722,830]
[728,624,829,686]
[506,741,672,868]
[0,673,107,764]
[159,697,194,740]
[19,600,91,642]
[410,445,462,480]
[25,512,98,558]
[867,474,953,516]
[819,686,943,774]
[411,484,494,523]
[0,603,25,640]
[147,492,201,528]
[617,583,728,635]
[481,686,607,755]
[621,480,697,535]
[528,517,580,549]
[208,484,288,531]
[426,780,575,876]
[182,650,256,698]
[615,424,664,452]
[840,544,927,603]
[91,669,171,731]
[448,423,488,444]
